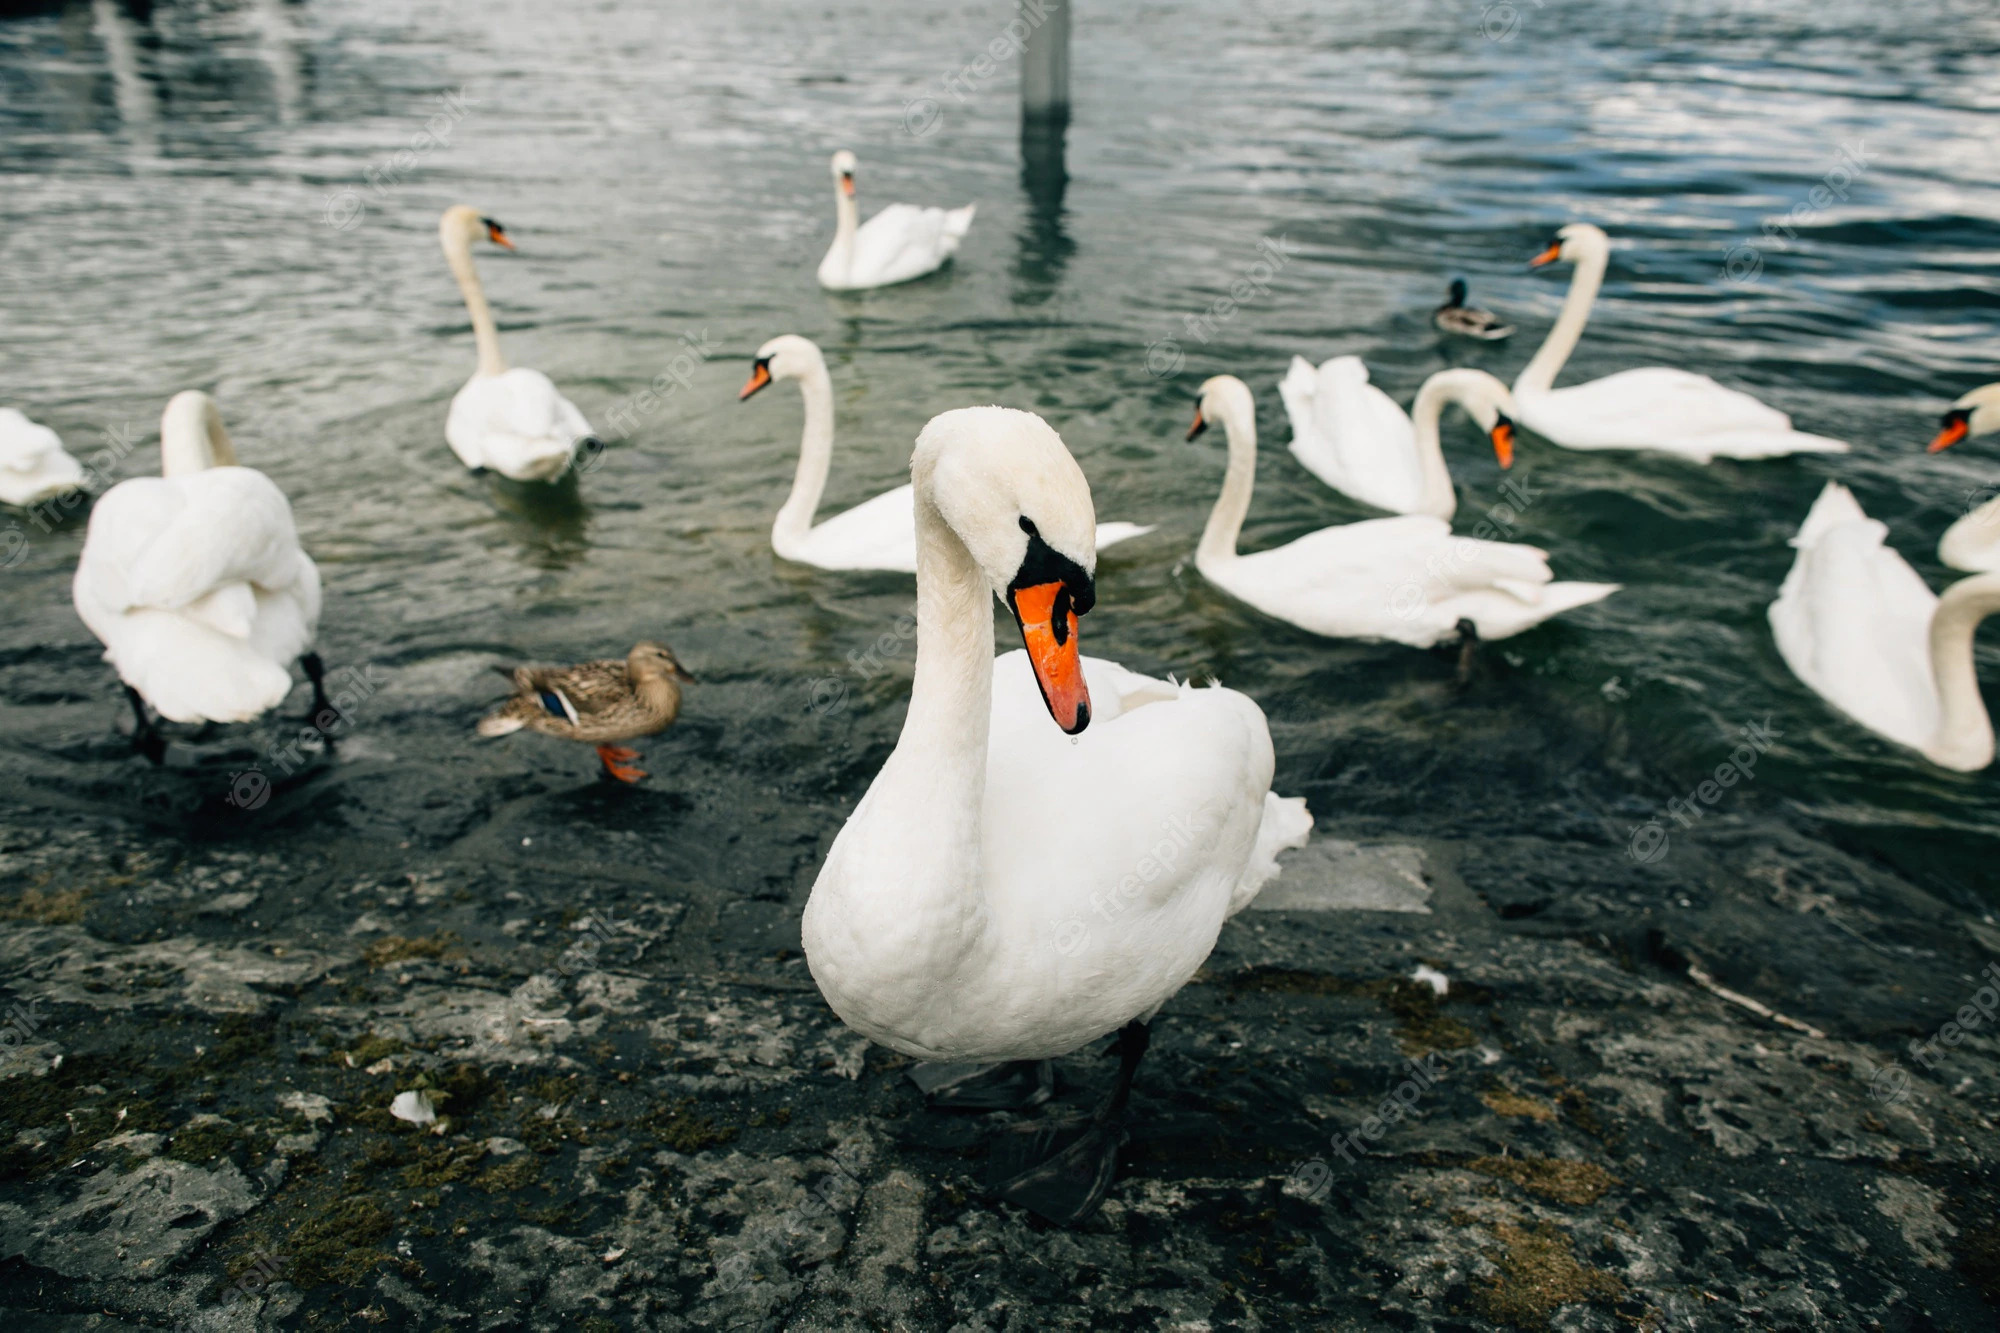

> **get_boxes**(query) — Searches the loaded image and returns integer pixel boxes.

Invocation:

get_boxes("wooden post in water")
[1020,0,1070,125]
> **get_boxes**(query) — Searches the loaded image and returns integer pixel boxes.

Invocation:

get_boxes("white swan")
[739,335,1152,572]
[1929,382,2000,573]
[0,409,86,507]
[440,206,595,482]
[1191,374,1618,648]
[1514,223,1849,461]
[72,391,326,745]
[1278,360,1515,518]
[816,151,975,292]
[1770,482,1999,772]
[803,404,1310,1222]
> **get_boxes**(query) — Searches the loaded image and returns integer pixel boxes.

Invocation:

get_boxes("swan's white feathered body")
[0,409,86,507]
[802,406,1309,1062]
[1278,355,1427,514]
[73,394,320,725]
[1768,481,2000,771]
[446,368,590,481]
[1515,223,1848,462]
[817,151,974,291]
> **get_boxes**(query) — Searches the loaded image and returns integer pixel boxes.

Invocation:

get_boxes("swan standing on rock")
[1927,382,2000,573]
[0,410,86,507]
[439,206,598,481]
[1192,374,1617,647]
[72,391,327,760]
[1514,223,1849,461]
[816,151,975,292]
[802,405,1311,1224]
[738,335,1151,572]
[1770,482,1999,772]
[1279,360,1516,517]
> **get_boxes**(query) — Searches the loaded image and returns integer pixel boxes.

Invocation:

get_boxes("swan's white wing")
[110,469,307,612]
[0,409,85,505]
[1940,493,2000,573]
[1093,521,1156,550]
[797,483,920,572]
[1281,356,1424,512]
[1770,482,1939,750]
[446,369,583,481]
[849,202,975,287]
[1521,368,1847,459]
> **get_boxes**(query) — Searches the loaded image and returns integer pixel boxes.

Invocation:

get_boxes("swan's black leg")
[124,686,164,766]
[987,1020,1150,1226]
[910,1059,1053,1111]
[300,652,334,727]
[1454,617,1480,687]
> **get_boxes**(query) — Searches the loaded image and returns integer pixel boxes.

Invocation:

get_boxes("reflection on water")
[0,0,1995,912]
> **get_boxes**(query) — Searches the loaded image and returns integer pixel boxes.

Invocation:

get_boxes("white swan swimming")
[0,409,86,507]
[1278,360,1515,518]
[1514,223,1849,461]
[1191,374,1618,648]
[816,151,975,292]
[802,403,1310,1223]
[440,206,596,482]
[1929,382,2000,573]
[739,335,1152,572]
[1770,481,1999,772]
[72,391,327,752]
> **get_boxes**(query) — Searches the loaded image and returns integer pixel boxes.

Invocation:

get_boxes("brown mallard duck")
[476,641,694,782]
[1433,278,1514,340]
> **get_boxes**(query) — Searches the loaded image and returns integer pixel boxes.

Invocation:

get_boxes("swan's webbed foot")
[596,745,646,783]
[1454,617,1480,687]
[124,686,165,766]
[909,1059,1053,1111]
[986,1021,1149,1226]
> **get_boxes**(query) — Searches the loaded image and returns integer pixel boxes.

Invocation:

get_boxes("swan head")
[1930,382,2000,452]
[628,641,696,685]
[914,406,1097,735]
[1529,222,1608,269]
[159,390,238,478]
[739,334,824,400]
[440,204,514,254]
[1418,368,1520,468]
[1187,375,1256,445]
[829,149,857,197]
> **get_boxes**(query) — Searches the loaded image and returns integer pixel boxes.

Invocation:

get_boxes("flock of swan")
[4,149,1999,1225]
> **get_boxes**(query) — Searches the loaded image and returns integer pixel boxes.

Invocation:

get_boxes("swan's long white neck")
[772,360,837,558]
[444,230,507,378]
[1516,241,1606,397]
[1926,573,2000,771]
[827,182,859,277]
[1198,396,1258,570]
[160,394,238,477]
[1406,379,1463,521]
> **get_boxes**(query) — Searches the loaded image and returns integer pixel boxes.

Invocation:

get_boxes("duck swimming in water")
[1433,278,1513,340]
[477,641,694,782]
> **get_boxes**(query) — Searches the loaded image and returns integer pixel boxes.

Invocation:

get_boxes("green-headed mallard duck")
[1433,278,1513,340]
[477,641,694,782]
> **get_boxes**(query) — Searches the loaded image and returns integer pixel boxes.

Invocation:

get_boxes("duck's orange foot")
[596,745,647,783]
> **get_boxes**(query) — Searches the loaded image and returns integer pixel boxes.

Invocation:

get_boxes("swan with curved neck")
[1771,482,2000,771]
[1280,359,1517,518]
[1928,382,2000,573]
[1194,373,1617,647]
[72,390,329,754]
[439,205,598,482]
[740,335,1151,571]
[0,409,86,507]
[803,404,1310,1223]
[816,150,976,291]
[1513,222,1849,461]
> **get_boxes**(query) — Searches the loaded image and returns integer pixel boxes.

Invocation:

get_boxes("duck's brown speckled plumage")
[477,641,692,744]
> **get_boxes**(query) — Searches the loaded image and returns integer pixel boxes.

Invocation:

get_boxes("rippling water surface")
[3,0,1997,905]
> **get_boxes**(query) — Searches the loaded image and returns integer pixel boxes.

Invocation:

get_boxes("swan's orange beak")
[1491,418,1515,469]
[738,360,772,400]
[1186,407,1209,441]
[486,224,515,251]
[1929,411,1970,453]
[840,173,855,197]
[1009,581,1090,734]
[1529,242,1562,268]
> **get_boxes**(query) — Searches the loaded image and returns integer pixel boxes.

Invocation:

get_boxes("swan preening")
[1515,223,1850,462]
[802,404,1310,1223]
[72,390,327,754]
[0,410,86,507]
[740,334,1151,571]
[1930,382,2000,573]
[440,206,599,482]
[1279,359,1515,518]
[817,151,976,291]
[1771,482,1999,772]
[1193,374,1617,647]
